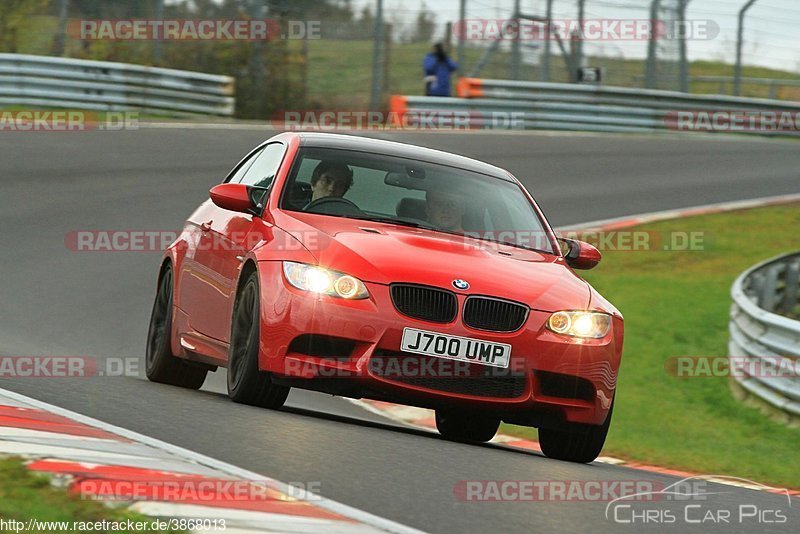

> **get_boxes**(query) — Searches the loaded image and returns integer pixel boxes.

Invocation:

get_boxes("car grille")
[463,297,528,332]
[370,350,526,399]
[390,284,457,323]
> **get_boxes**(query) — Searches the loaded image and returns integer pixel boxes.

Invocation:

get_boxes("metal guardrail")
[389,78,800,135]
[632,75,800,100]
[0,54,235,117]
[729,252,800,421]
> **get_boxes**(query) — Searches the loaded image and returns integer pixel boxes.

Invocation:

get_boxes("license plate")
[400,328,511,368]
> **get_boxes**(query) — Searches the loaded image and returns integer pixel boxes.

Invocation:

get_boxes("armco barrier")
[729,251,800,423]
[389,78,800,135]
[0,54,234,117]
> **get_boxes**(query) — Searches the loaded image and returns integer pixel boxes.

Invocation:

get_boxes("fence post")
[645,0,662,89]
[153,0,164,63]
[678,0,691,93]
[457,0,466,68]
[542,0,554,81]
[510,0,521,80]
[370,0,385,110]
[52,0,69,57]
[734,0,759,96]
[383,23,392,95]
[576,0,586,75]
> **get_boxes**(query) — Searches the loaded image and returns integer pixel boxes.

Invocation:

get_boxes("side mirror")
[209,183,261,214]
[560,238,601,270]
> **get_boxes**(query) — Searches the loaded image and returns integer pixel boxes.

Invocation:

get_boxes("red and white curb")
[349,398,800,498]
[557,193,800,232]
[352,193,800,498]
[0,388,423,534]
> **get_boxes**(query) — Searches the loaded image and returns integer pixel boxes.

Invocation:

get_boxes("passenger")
[426,189,465,232]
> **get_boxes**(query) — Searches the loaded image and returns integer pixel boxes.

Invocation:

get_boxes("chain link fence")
[1,1,799,117]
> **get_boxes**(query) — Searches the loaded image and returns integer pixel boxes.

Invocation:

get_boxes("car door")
[179,145,262,334]
[188,142,287,342]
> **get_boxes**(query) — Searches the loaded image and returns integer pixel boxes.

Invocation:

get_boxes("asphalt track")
[1,127,799,533]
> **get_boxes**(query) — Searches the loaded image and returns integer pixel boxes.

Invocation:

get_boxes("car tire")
[538,401,614,463]
[227,271,290,409]
[435,409,500,443]
[145,264,208,389]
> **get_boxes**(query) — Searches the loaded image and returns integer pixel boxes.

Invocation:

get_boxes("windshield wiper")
[353,215,437,230]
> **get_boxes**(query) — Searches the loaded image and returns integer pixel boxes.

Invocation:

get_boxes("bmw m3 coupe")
[146,132,623,463]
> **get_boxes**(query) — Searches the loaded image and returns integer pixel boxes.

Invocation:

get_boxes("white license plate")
[400,328,511,368]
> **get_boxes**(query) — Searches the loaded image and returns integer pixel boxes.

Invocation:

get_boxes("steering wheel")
[304,196,362,215]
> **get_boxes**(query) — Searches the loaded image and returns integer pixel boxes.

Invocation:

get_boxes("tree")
[410,3,436,44]
[0,0,49,52]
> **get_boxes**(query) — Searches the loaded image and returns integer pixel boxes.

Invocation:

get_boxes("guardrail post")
[783,260,799,316]
[759,265,780,312]
[645,0,662,89]
[734,0,759,96]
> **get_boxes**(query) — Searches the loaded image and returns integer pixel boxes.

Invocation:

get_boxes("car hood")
[276,212,591,312]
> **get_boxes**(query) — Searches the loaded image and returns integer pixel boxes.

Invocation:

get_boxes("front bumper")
[257,262,623,427]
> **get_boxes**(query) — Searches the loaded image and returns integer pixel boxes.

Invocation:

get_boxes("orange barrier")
[456,77,484,98]
[388,95,408,127]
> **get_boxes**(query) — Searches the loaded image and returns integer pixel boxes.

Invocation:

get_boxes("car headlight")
[282,262,369,300]
[546,311,611,339]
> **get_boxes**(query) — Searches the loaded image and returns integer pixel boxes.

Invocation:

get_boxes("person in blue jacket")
[423,43,458,97]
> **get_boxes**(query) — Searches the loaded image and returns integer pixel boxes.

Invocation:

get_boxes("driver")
[309,160,354,203]
[425,188,465,233]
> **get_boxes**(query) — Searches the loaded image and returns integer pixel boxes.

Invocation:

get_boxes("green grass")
[0,457,183,532]
[10,18,800,110]
[500,203,800,489]
[297,38,800,108]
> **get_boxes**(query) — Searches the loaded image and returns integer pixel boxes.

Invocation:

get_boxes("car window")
[281,147,556,254]
[226,147,263,184]
[238,142,286,188]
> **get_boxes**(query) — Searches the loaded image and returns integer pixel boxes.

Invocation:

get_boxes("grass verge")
[0,456,183,532]
[501,203,800,489]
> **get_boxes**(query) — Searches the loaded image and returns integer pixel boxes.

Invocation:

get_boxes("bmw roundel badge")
[452,279,470,290]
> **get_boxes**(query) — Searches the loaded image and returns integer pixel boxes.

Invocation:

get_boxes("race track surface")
[1,128,798,533]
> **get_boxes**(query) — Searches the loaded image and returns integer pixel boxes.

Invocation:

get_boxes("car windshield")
[280,147,556,255]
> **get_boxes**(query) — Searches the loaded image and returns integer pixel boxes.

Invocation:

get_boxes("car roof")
[292,132,514,182]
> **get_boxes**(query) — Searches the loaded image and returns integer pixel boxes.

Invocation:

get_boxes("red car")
[146,132,623,463]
